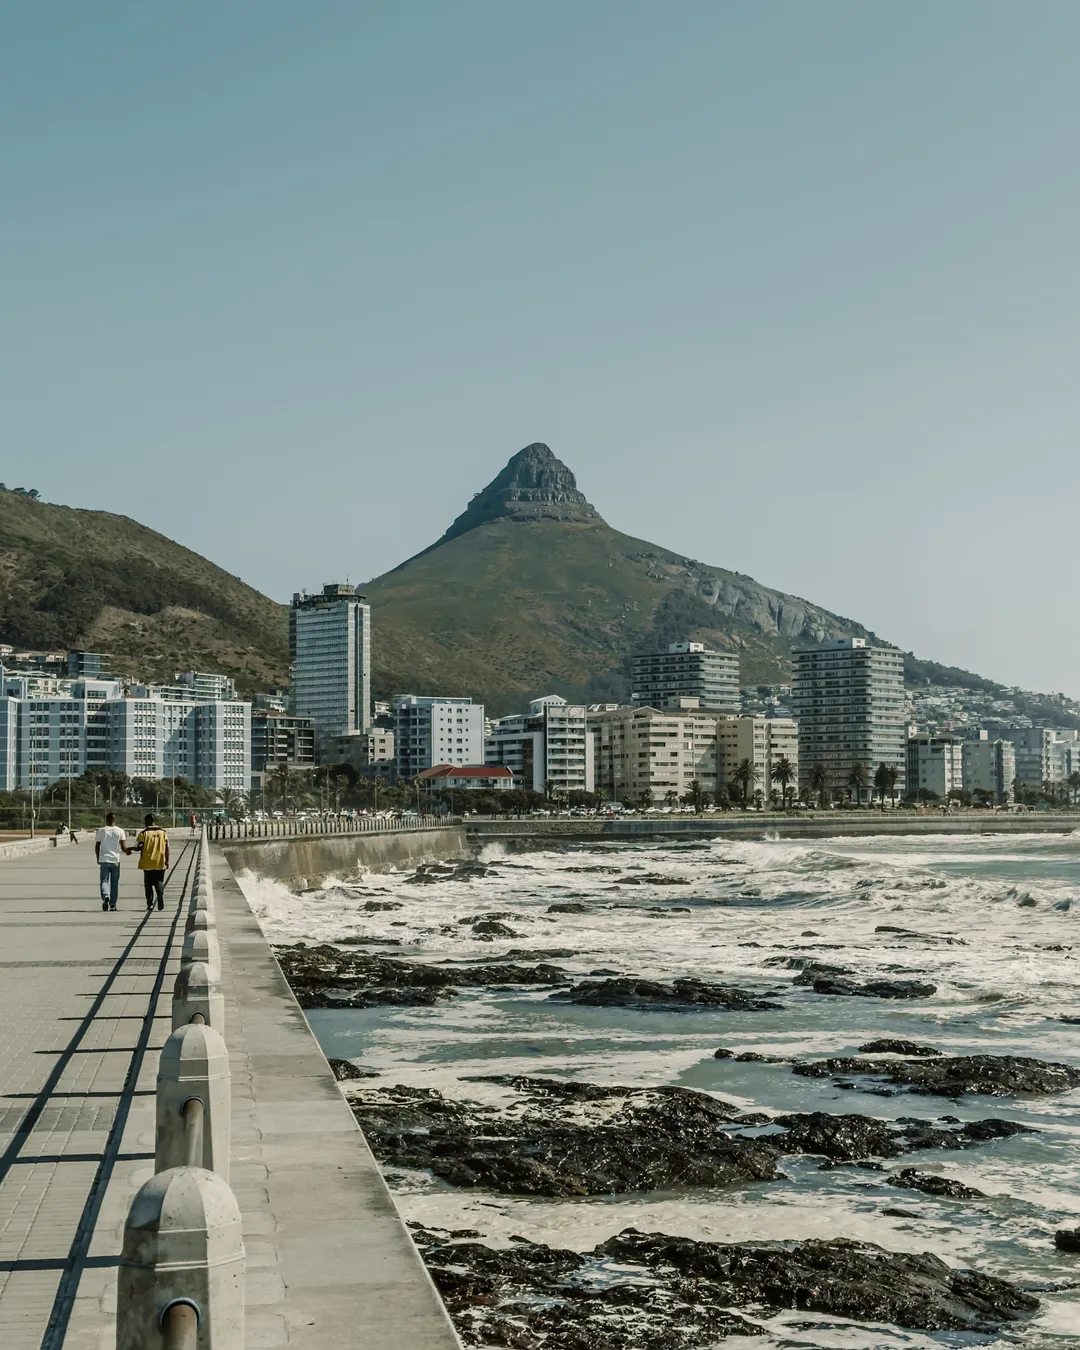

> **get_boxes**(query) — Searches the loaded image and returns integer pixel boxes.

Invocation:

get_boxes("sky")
[3,3,1079,695]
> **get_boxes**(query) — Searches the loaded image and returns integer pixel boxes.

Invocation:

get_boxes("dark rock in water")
[596,1230,1036,1332]
[888,1168,984,1199]
[471,920,518,939]
[883,1207,923,1219]
[416,1228,1036,1345]
[875,924,966,945]
[793,1053,1080,1097]
[769,1109,1035,1161]
[361,900,402,911]
[801,929,820,936]
[860,1038,943,1057]
[790,961,854,982]
[1058,1015,1080,1025]
[458,911,517,924]
[546,902,588,914]
[327,1057,380,1081]
[1054,1229,1080,1252]
[349,1077,778,1197]
[549,976,782,1012]
[274,942,567,1009]
[713,1047,734,1059]
[812,977,938,999]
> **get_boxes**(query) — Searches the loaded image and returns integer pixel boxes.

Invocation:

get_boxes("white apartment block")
[394,696,484,778]
[290,584,372,752]
[906,734,965,800]
[792,639,906,797]
[485,696,594,794]
[962,732,1017,803]
[715,715,799,801]
[0,680,250,794]
[631,642,740,713]
[592,705,719,801]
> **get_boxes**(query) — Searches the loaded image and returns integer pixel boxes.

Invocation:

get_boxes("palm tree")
[663,790,679,809]
[730,758,758,810]
[269,763,293,815]
[639,787,654,810]
[684,779,706,814]
[808,763,830,808]
[771,755,795,809]
[1068,771,1080,806]
[847,761,869,807]
[217,787,241,820]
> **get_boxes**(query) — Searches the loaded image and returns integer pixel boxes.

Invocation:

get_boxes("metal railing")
[117,828,244,1349]
[207,812,452,841]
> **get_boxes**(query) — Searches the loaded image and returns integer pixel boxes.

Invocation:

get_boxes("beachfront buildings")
[417,764,514,792]
[0,677,251,794]
[592,704,720,801]
[251,709,317,780]
[393,695,485,778]
[484,695,594,794]
[906,734,965,800]
[289,583,371,754]
[714,714,799,801]
[962,732,1017,803]
[791,638,906,798]
[631,642,740,712]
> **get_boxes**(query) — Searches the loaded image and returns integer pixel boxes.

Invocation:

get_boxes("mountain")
[363,443,878,714]
[0,487,288,692]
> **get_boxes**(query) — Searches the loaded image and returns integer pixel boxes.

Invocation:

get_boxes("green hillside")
[0,487,288,692]
[364,444,874,713]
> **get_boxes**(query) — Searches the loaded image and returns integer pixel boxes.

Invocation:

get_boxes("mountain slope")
[364,443,877,713]
[0,488,288,691]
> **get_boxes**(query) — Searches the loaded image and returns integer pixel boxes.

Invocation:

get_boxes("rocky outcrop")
[793,1053,1080,1097]
[413,1226,1037,1346]
[548,976,782,1012]
[274,942,569,1009]
[435,443,600,545]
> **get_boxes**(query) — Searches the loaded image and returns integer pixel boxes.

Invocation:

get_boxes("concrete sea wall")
[467,814,1080,845]
[220,824,470,888]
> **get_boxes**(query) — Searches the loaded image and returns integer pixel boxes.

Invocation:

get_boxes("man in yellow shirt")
[136,813,170,911]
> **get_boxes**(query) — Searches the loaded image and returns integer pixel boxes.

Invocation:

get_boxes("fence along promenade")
[206,813,449,841]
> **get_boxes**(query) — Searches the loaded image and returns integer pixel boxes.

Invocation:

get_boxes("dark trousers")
[142,869,166,906]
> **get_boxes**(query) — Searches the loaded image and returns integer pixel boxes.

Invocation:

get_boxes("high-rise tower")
[289,584,371,754]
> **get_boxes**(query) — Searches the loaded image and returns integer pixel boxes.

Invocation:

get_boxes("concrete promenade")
[0,835,460,1348]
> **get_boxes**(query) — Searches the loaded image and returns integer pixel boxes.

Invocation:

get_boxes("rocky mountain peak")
[437,443,601,545]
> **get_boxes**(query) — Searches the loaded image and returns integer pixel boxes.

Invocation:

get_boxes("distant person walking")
[189,811,197,836]
[136,813,170,911]
[95,812,130,911]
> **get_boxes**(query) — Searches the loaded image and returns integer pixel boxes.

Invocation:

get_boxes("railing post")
[117,1167,244,1350]
[172,960,226,1035]
[182,927,222,981]
[156,1023,231,1180]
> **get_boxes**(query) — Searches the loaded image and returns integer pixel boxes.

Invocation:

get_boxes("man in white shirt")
[94,812,130,912]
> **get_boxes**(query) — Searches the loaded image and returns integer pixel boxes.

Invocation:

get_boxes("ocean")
[237,831,1080,1347]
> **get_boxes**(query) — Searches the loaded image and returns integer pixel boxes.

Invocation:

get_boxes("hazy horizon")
[4,3,1079,695]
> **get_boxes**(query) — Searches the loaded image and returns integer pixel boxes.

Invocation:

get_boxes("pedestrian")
[94,811,130,912]
[189,810,197,836]
[135,813,170,911]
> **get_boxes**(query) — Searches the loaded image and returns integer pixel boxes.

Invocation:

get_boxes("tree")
[683,779,706,814]
[730,759,758,809]
[808,763,830,808]
[638,787,654,810]
[771,755,795,809]
[846,762,869,807]
[216,787,242,820]
[1069,771,1080,806]
[663,790,679,810]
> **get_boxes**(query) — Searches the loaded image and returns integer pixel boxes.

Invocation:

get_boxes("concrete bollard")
[181,928,221,979]
[185,908,215,936]
[192,883,213,914]
[156,1023,231,1181]
[172,961,225,1035]
[117,1166,244,1350]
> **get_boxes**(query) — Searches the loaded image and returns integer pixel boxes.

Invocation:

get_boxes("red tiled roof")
[417,764,514,780]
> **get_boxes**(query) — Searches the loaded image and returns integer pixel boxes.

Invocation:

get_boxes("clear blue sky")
[4,3,1079,694]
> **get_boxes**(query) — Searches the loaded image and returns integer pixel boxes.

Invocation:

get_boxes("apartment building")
[715,715,799,801]
[962,732,1017,803]
[393,696,484,778]
[290,583,372,752]
[592,705,719,801]
[631,642,740,713]
[485,695,594,794]
[0,680,250,793]
[906,734,965,800]
[792,639,906,797]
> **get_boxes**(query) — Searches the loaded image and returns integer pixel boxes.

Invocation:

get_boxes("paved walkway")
[0,836,460,1349]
